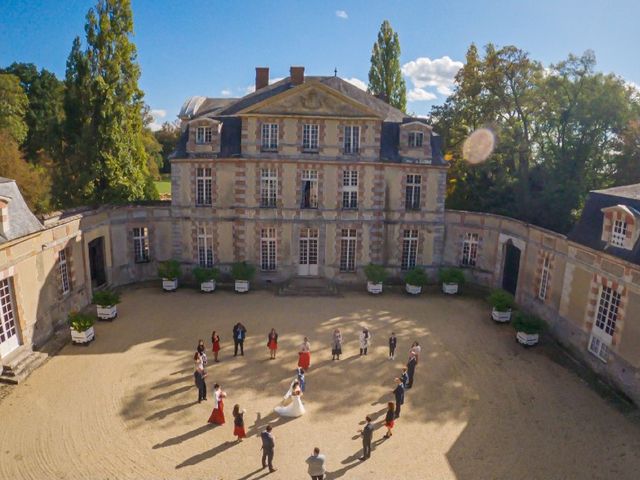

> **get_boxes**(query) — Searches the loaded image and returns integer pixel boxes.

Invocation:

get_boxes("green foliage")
[158,260,181,280]
[92,289,121,306]
[364,263,388,283]
[0,73,29,144]
[433,45,640,234]
[404,267,427,286]
[488,289,515,311]
[153,121,180,173]
[438,268,466,285]
[231,262,256,281]
[193,267,220,283]
[368,20,407,112]
[68,311,95,332]
[512,312,546,334]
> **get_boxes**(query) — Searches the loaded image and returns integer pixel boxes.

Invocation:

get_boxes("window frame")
[260,167,278,208]
[301,169,319,209]
[302,124,319,152]
[405,174,422,211]
[133,227,150,264]
[538,255,551,301]
[58,249,71,295]
[408,131,424,148]
[341,170,358,210]
[611,219,627,247]
[401,229,419,271]
[344,125,360,154]
[461,233,479,267]
[594,286,621,337]
[195,126,213,145]
[261,123,279,151]
[195,167,212,206]
[0,278,17,345]
[339,228,357,272]
[260,227,277,272]
[197,227,214,268]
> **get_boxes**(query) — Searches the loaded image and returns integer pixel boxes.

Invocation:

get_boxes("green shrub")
[158,259,181,280]
[438,268,466,285]
[231,262,255,281]
[364,264,388,284]
[92,289,120,306]
[68,312,95,332]
[193,266,220,283]
[488,289,515,311]
[404,267,427,286]
[512,312,546,334]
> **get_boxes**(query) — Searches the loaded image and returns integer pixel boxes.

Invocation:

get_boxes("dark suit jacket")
[393,384,405,405]
[389,336,397,349]
[401,372,409,386]
[261,431,274,449]
[233,325,247,342]
[361,423,373,443]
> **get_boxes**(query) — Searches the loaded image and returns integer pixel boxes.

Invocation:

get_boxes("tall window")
[133,227,150,263]
[538,255,551,301]
[461,233,479,266]
[196,126,212,144]
[344,125,360,154]
[302,124,319,151]
[260,167,278,208]
[595,286,621,337]
[58,249,71,295]
[197,227,214,268]
[340,229,357,272]
[405,174,421,210]
[342,170,358,209]
[401,230,419,270]
[611,220,627,247]
[301,169,318,209]
[261,123,278,151]
[196,168,212,206]
[0,279,17,345]
[260,228,277,271]
[408,131,423,148]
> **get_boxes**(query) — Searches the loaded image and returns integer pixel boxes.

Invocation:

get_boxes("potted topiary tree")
[193,266,220,293]
[405,267,427,295]
[488,289,515,322]
[364,264,387,294]
[69,311,95,345]
[231,261,255,293]
[158,260,181,291]
[92,289,121,320]
[438,267,465,295]
[512,312,546,346]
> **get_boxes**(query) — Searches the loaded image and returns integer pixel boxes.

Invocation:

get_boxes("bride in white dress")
[274,379,305,417]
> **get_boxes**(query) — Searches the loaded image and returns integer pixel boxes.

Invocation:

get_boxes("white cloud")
[345,77,367,91]
[407,88,437,102]
[148,109,167,131]
[402,55,463,100]
[220,89,232,97]
[336,10,348,19]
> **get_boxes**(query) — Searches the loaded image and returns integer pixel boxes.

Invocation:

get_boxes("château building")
[0,67,638,407]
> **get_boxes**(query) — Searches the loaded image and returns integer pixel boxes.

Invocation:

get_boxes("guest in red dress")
[232,404,246,441]
[298,337,311,370]
[383,402,395,438]
[267,328,278,360]
[207,384,226,425]
[211,330,221,362]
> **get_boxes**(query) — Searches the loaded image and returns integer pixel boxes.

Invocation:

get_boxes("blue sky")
[1,0,638,128]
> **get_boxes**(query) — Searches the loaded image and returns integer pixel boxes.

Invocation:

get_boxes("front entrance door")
[88,237,107,288]
[502,241,521,296]
[0,278,20,358]
[298,228,319,276]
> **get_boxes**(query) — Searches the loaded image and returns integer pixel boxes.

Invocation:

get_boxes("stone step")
[277,277,339,297]
[1,351,48,384]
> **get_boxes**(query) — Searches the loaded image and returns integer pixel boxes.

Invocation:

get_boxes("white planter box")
[367,281,383,294]
[405,283,422,295]
[162,278,178,291]
[201,280,216,292]
[96,304,117,320]
[516,331,539,346]
[491,308,512,322]
[235,280,250,293]
[71,326,95,344]
[442,282,459,295]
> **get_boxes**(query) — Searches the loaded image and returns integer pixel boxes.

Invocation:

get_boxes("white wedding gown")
[274,381,305,417]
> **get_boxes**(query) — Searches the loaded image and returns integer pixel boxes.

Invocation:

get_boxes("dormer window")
[611,220,627,247]
[408,131,423,148]
[196,126,212,144]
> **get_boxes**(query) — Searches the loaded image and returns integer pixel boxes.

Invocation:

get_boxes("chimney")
[255,67,269,91]
[290,66,305,86]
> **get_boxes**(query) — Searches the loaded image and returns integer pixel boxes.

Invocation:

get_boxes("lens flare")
[463,128,495,164]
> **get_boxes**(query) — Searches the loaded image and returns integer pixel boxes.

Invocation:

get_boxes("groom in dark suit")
[393,378,405,419]
[359,416,374,460]
[233,322,247,356]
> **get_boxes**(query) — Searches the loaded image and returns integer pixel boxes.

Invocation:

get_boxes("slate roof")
[0,178,43,244]
[568,186,640,266]
[174,75,445,165]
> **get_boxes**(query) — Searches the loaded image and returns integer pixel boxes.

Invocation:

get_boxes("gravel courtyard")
[1,286,639,480]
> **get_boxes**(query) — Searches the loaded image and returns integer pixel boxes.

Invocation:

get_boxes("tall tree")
[153,121,180,173]
[59,0,154,206]
[0,74,29,144]
[368,20,407,112]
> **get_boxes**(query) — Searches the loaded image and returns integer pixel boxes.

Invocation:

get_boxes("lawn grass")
[154,173,171,196]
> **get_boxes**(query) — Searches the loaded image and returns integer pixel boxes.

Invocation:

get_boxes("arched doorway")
[502,240,521,296]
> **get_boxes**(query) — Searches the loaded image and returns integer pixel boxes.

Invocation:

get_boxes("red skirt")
[385,419,395,428]
[298,351,311,369]
[208,400,225,425]
[212,341,220,353]
[233,426,246,438]
[268,339,277,350]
